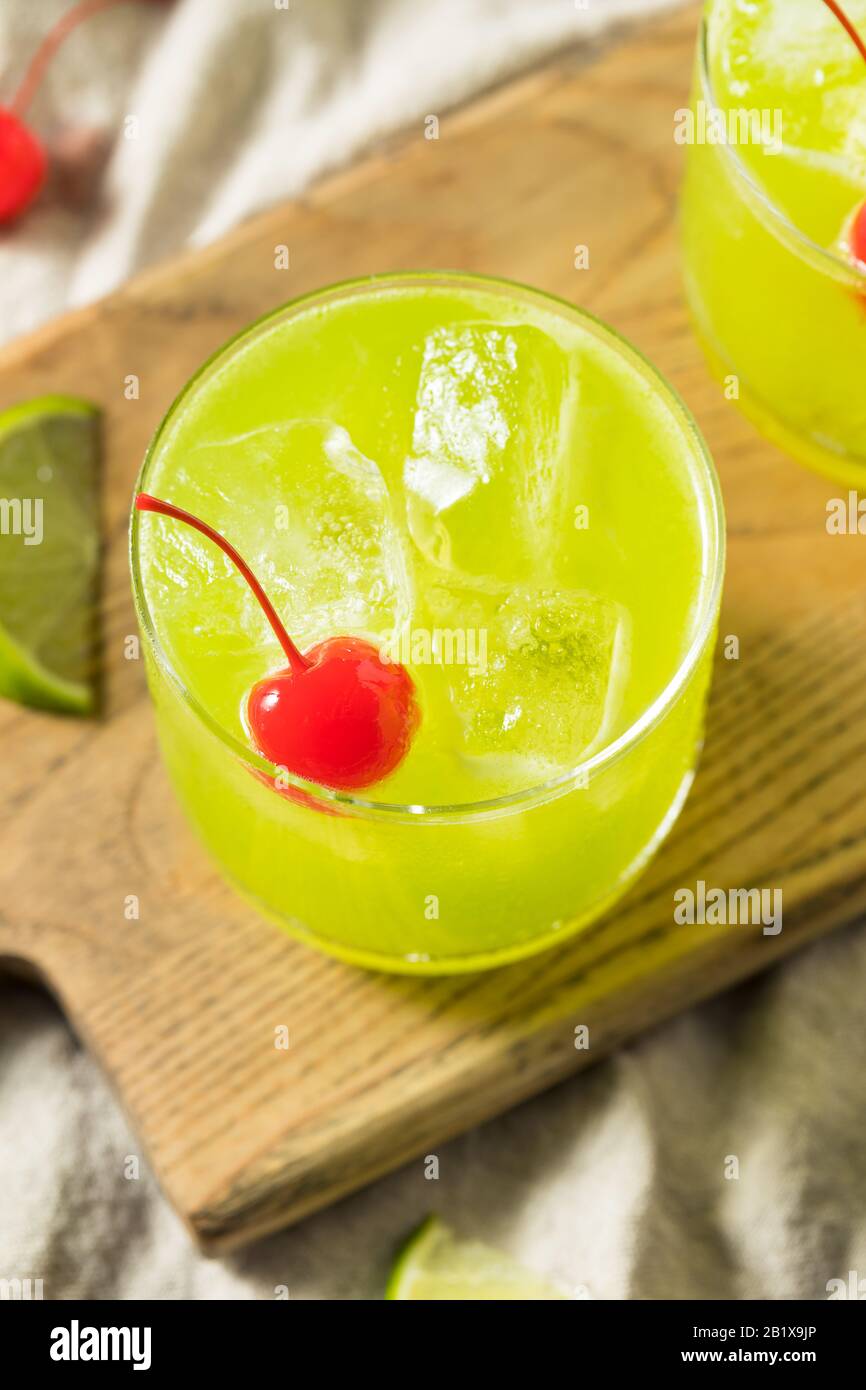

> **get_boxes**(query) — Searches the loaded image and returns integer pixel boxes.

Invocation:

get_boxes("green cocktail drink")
[681,0,866,482]
[131,273,723,974]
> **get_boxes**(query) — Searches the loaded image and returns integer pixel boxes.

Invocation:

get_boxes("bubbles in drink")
[421,576,630,780]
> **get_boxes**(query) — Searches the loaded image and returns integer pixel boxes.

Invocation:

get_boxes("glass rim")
[130,269,725,825]
[697,13,866,283]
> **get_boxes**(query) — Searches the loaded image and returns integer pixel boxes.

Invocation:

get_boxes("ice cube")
[423,578,630,776]
[716,0,866,157]
[404,323,579,583]
[153,418,413,675]
[234,420,406,645]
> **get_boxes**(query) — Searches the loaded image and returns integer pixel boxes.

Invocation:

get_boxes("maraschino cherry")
[1,0,169,225]
[851,187,866,267]
[820,2,866,264]
[0,108,46,224]
[135,494,420,793]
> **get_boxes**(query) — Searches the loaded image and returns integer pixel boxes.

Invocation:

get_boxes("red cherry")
[248,636,419,791]
[851,199,866,267]
[0,1,174,225]
[0,108,46,224]
[135,494,420,793]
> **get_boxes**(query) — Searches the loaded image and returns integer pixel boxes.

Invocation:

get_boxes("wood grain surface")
[2,2,864,1251]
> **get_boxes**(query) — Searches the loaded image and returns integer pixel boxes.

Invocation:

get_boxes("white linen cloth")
[3,0,865,1301]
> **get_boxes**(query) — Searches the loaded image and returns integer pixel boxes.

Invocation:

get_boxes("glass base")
[223,763,699,976]
[687,308,866,489]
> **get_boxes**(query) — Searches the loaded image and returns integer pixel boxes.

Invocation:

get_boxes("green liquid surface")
[708,0,866,251]
[682,1,866,478]
[140,281,709,806]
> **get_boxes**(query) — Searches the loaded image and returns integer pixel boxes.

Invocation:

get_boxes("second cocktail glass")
[681,0,866,482]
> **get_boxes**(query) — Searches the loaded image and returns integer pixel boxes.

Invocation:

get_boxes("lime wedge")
[386,1216,567,1300]
[0,395,100,714]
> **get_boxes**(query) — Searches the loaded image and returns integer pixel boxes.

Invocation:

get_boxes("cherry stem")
[135,493,310,676]
[821,0,866,69]
[11,0,132,118]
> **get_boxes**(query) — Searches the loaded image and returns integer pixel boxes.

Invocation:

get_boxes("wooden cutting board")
[2,2,865,1252]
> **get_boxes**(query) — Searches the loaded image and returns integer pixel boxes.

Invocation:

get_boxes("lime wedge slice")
[386,1216,567,1300]
[0,395,100,714]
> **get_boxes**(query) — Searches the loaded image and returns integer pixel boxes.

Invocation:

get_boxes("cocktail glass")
[130,272,724,974]
[681,0,866,483]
